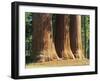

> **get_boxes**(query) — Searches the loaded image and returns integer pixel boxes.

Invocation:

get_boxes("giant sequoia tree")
[32,13,59,62]
[25,11,90,65]
[55,15,75,59]
[70,15,84,59]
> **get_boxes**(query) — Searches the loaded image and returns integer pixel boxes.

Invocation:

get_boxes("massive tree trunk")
[70,15,84,59]
[32,13,59,62]
[55,15,75,59]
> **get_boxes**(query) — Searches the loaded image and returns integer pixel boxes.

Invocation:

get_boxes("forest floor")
[26,58,89,68]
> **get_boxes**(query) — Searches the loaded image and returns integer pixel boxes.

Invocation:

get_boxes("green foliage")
[52,14,57,41]
[25,12,33,63]
[81,15,90,59]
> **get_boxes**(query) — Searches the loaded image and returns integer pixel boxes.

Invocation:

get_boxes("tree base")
[74,50,85,59]
[61,50,75,60]
[34,50,60,63]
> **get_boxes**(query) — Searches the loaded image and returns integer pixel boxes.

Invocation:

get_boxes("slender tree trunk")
[70,15,84,59]
[55,15,75,59]
[32,13,59,62]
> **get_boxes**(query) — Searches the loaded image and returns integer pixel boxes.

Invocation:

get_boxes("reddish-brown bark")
[32,13,59,62]
[70,15,84,59]
[55,15,75,59]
